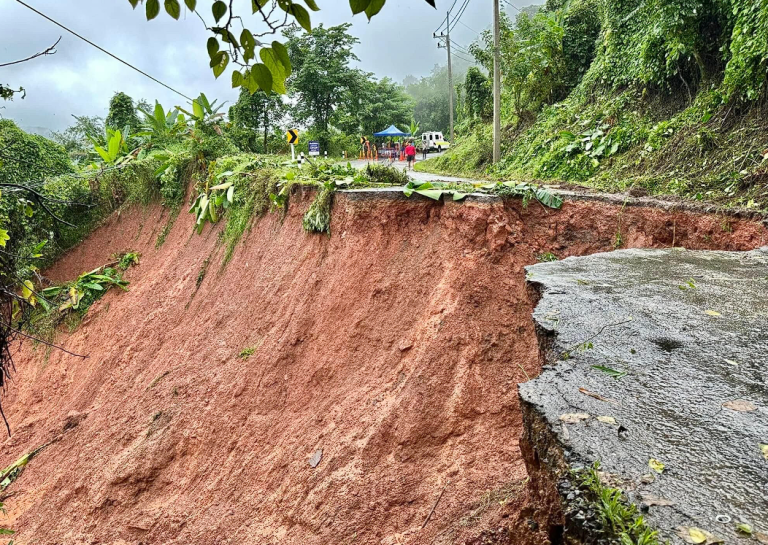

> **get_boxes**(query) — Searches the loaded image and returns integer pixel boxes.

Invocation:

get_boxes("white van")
[421,132,451,152]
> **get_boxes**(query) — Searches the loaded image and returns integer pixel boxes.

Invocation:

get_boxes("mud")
[3,188,766,545]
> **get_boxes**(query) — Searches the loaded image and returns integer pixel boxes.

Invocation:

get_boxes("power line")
[456,19,480,35]
[13,0,194,102]
[451,51,475,64]
[433,0,460,34]
[449,0,471,32]
[450,39,470,54]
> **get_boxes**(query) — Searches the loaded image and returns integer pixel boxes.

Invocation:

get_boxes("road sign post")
[286,129,300,162]
[309,141,320,157]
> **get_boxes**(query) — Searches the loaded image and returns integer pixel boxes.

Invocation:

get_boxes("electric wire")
[12,0,194,102]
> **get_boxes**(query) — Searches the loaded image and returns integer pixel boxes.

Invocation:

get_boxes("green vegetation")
[575,462,661,545]
[402,180,564,209]
[27,256,136,342]
[423,0,768,210]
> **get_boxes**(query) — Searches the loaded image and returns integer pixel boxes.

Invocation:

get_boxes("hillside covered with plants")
[425,0,768,209]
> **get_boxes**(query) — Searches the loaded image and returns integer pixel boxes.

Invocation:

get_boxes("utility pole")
[434,11,454,144]
[493,0,501,163]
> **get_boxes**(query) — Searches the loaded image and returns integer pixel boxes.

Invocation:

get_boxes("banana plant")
[189,171,236,234]
[89,127,132,165]
[409,119,420,139]
[178,92,226,130]
[137,101,185,142]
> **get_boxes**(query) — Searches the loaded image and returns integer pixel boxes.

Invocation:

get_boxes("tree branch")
[0,37,61,67]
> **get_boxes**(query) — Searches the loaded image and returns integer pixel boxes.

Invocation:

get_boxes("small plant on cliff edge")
[189,171,235,234]
[303,180,335,234]
[574,462,660,545]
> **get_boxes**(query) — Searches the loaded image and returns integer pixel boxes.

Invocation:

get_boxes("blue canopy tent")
[373,125,410,137]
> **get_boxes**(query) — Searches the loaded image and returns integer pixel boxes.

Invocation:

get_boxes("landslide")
[2,188,766,545]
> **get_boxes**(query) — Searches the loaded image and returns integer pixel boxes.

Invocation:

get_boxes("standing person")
[421,139,428,160]
[405,141,416,170]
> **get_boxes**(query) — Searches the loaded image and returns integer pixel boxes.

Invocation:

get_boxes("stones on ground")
[398,341,413,352]
[640,473,655,485]
[722,399,757,412]
[648,458,665,474]
[760,444,768,461]
[559,413,590,424]
[309,449,323,468]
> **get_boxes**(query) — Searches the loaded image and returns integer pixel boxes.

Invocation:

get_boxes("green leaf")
[260,47,287,94]
[207,37,220,58]
[146,0,160,19]
[241,30,256,61]
[365,0,385,18]
[591,365,627,379]
[212,0,227,22]
[289,4,312,32]
[210,181,233,191]
[452,191,468,201]
[81,282,105,291]
[128,0,139,7]
[271,41,292,77]
[227,185,235,203]
[232,70,244,88]
[0,229,8,248]
[303,0,320,10]
[164,0,181,19]
[212,51,229,79]
[349,0,370,15]
[248,64,273,93]
[184,0,196,10]
[192,98,204,119]
[534,187,563,209]
[415,189,444,200]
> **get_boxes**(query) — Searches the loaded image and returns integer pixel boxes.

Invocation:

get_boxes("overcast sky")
[0,0,534,133]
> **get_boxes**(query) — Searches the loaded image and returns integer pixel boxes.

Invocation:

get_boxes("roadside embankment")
[2,187,765,544]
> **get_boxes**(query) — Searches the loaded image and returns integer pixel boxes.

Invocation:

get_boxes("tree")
[228,88,287,153]
[403,65,459,135]
[106,92,141,133]
[50,115,106,164]
[126,0,435,95]
[335,73,412,136]
[464,67,492,122]
[285,23,360,136]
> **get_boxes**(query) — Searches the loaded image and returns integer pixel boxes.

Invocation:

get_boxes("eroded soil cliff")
[3,189,765,544]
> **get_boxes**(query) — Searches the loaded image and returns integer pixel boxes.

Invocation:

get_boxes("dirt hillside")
[3,189,765,545]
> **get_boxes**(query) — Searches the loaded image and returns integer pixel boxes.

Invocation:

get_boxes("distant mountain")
[19,125,53,138]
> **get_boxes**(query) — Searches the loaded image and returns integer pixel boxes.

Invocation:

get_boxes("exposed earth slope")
[3,188,766,544]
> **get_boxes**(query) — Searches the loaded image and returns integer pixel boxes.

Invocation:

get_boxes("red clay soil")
[2,190,765,545]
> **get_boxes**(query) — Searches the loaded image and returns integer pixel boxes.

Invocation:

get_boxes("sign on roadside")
[286,129,299,144]
[309,141,320,156]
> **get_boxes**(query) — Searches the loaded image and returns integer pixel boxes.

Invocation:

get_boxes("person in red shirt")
[405,141,416,170]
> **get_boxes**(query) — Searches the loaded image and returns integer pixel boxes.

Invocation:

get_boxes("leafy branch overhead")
[127,0,435,94]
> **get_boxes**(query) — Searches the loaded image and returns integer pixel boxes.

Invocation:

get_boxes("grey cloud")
[0,0,535,133]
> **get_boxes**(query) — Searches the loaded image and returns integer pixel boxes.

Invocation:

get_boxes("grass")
[435,87,768,212]
[459,478,528,527]
[575,462,660,545]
